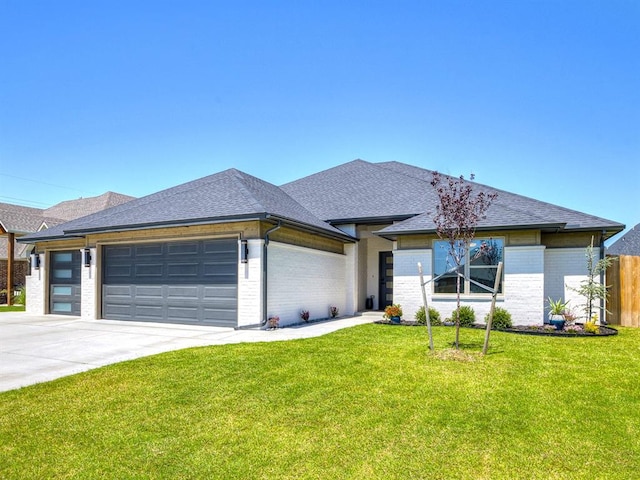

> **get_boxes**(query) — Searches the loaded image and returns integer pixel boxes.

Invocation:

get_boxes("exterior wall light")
[32,252,41,270]
[241,239,249,264]
[83,248,92,267]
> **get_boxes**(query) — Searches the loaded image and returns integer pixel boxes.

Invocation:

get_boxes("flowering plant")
[383,304,403,319]
[267,315,279,329]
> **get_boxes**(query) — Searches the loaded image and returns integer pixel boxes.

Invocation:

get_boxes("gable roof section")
[0,202,46,235]
[607,223,640,256]
[373,161,624,238]
[19,169,352,243]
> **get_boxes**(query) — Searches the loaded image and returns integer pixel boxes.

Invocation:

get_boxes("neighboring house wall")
[0,259,28,296]
[267,242,347,327]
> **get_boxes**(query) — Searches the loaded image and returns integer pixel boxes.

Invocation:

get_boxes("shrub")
[329,306,339,318]
[300,310,310,322]
[452,305,475,327]
[415,306,442,326]
[584,321,599,334]
[485,307,512,329]
[15,287,26,306]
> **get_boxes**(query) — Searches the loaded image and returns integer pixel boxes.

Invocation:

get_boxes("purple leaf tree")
[431,172,498,349]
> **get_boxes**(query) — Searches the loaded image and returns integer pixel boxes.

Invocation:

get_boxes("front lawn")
[0,305,25,313]
[1,325,639,479]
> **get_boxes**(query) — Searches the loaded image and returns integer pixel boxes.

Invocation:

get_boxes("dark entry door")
[49,250,82,316]
[379,251,393,310]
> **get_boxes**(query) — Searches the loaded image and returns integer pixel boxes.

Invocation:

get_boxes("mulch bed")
[374,320,618,337]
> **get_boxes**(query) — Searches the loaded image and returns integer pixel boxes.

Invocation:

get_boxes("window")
[433,238,503,294]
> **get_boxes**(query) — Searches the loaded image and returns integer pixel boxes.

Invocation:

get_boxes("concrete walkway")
[0,312,379,392]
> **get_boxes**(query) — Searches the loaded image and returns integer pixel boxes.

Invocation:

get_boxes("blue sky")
[1,1,638,239]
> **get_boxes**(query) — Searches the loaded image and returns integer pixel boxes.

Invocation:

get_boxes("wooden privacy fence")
[607,254,640,327]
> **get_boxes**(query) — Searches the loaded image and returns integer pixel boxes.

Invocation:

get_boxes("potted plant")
[383,304,403,323]
[547,297,569,330]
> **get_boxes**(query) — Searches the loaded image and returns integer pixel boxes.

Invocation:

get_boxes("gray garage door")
[102,239,238,327]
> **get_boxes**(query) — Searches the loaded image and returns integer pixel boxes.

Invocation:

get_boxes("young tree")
[572,236,616,323]
[431,172,497,349]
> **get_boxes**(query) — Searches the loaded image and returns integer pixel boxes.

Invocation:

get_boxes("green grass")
[1,325,639,479]
[0,305,25,312]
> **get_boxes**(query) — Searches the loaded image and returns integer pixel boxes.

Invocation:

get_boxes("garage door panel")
[166,285,199,299]
[167,263,199,278]
[103,239,238,326]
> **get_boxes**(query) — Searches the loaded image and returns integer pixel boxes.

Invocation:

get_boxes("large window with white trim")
[433,238,504,294]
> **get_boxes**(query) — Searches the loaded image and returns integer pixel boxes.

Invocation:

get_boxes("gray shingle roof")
[280,160,624,236]
[280,159,432,222]
[607,223,640,256]
[17,161,625,244]
[43,192,134,221]
[376,161,624,235]
[0,203,46,234]
[20,169,352,242]
[2,192,135,257]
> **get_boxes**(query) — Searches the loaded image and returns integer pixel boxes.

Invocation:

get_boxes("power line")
[0,173,99,196]
[0,195,52,208]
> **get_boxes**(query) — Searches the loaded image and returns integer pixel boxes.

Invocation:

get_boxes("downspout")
[600,230,606,324]
[262,220,282,325]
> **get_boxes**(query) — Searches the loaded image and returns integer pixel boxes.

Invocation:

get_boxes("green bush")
[452,305,475,327]
[415,306,442,326]
[485,307,512,329]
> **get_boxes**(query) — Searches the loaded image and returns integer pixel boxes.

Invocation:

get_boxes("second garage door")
[102,239,238,327]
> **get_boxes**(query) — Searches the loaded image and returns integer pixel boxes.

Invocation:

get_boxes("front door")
[379,251,393,310]
[49,250,82,316]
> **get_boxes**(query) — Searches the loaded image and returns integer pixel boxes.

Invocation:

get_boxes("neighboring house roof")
[607,223,640,256]
[0,203,46,235]
[43,192,135,222]
[19,169,353,243]
[1,192,134,258]
[17,161,625,245]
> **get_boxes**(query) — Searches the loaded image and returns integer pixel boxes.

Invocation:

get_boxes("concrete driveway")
[0,312,376,393]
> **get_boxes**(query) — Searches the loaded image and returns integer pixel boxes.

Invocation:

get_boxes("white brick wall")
[237,239,263,328]
[80,247,97,320]
[25,253,45,315]
[393,249,432,321]
[267,242,347,327]
[544,247,593,321]
[393,246,545,326]
[502,246,545,325]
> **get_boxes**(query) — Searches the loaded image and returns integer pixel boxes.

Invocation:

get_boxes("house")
[18,160,625,327]
[0,192,134,304]
[606,223,640,327]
